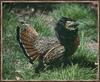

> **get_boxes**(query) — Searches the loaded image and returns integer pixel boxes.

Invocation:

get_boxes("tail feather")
[16,25,39,64]
[21,41,33,46]
[20,28,37,43]
[23,45,35,49]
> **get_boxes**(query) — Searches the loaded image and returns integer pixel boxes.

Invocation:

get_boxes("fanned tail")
[16,24,39,64]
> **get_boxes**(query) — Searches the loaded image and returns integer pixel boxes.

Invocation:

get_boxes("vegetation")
[2,3,98,80]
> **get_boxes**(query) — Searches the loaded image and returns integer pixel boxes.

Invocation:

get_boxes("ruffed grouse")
[16,17,79,73]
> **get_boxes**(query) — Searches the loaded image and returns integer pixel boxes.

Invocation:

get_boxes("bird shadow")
[43,55,97,71]
[72,55,97,69]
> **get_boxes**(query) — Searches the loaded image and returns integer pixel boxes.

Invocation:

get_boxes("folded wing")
[43,44,65,64]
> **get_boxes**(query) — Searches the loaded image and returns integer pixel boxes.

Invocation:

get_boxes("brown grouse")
[16,17,79,73]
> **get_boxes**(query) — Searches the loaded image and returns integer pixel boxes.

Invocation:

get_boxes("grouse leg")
[35,55,45,73]
[63,51,72,67]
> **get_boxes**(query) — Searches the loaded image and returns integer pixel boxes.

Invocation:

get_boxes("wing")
[43,43,65,64]
[16,24,39,64]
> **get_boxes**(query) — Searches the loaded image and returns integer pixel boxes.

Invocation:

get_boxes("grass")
[34,64,97,80]
[2,3,98,80]
[30,15,54,37]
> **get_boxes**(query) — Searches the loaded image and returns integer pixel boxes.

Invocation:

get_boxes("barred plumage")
[16,23,64,64]
[16,24,39,64]
[17,17,79,73]
[44,44,65,64]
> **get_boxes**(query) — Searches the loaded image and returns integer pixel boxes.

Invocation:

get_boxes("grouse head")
[57,17,79,30]
[55,17,79,45]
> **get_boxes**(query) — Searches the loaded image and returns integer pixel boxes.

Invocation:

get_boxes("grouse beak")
[65,21,79,30]
[74,21,79,26]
